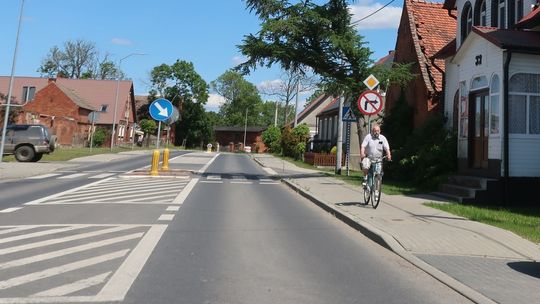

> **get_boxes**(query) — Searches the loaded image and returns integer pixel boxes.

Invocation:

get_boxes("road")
[0,152,472,303]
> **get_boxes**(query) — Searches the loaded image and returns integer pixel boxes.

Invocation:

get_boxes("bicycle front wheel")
[371,175,382,209]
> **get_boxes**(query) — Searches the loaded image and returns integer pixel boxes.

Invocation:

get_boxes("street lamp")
[0,0,25,163]
[110,53,146,150]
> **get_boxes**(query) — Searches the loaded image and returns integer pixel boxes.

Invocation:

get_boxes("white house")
[438,0,540,204]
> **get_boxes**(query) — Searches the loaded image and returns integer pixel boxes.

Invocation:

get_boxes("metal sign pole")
[346,122,351,176]
[156,121,162,149]
[90,121,95,152]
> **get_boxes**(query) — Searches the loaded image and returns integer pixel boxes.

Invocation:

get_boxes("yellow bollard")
[150,149,160,176]
[162,148,169,171]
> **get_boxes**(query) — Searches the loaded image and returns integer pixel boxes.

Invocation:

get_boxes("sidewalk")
[252,153,540,304]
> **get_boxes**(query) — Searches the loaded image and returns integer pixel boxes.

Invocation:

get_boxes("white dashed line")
[26,174,61,180]
[166,206,180,212]
[158,214,175,221]
[0,207,22,213]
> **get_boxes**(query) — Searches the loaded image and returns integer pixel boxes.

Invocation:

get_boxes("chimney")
[48,77,57,84]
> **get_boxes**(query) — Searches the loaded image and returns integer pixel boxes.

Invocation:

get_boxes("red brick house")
[0,77,137,147]
[214,126,267,153]
[385,0,457,128]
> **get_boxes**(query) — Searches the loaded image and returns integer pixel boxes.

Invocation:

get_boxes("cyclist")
[360,124,391,187]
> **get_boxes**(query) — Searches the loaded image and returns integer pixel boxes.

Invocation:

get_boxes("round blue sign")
[149,98,173,121]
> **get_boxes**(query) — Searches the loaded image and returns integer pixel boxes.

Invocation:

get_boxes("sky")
[1,0,403,112]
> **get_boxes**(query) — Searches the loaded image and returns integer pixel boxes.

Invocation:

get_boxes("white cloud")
[111,38,134,46]
[207,93,226,107]
[232,56,248,65]
[349,2,402,30]
[257,79,283,91]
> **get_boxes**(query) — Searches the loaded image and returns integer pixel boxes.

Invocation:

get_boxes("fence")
[304,152,345,166]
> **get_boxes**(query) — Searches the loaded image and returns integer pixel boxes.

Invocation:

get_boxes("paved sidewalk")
[252,154,540,304]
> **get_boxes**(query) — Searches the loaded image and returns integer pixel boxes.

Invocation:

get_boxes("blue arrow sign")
[342,106,357,122]
[149,98,173,121]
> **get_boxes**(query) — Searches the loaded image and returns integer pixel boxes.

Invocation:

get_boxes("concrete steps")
[436,175,500,204]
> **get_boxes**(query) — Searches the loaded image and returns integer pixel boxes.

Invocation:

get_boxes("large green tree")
[149,60,211,147]
[211,70,264,126]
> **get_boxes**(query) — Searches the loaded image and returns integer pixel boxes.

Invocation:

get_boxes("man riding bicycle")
[360,124,391,187]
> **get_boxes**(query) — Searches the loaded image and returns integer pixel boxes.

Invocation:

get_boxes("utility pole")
[0,0,25,163]
[294,80,300,127]
[243,108,248,150]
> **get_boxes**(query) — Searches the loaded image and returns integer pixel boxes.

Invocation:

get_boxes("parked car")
[0,124,56,162]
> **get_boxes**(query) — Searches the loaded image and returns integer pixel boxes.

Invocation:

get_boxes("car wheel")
[31,153,43,162]
[14,145,35,162]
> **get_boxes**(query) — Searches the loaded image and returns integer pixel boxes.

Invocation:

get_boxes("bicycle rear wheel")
[371,175,382,209]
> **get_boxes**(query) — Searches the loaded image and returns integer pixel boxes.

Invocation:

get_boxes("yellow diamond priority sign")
[363,74,379,90]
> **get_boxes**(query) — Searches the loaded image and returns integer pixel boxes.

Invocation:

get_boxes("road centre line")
[96,225,167,302]
[198,153,220,173]
[24,178,114,205]
[0,233,143,270]
[172,178,199,205]
[0,207,22,213]
[0,250,129,290]
[33,272,112,297]
[0,225,137,256]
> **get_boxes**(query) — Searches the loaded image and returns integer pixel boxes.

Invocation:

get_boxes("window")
[471,76,488,90]
[509,73,540,134]
[490,75,500,134]
[22,86,36,102]
[516,0,524,22]
[459,81,468,138]
[100,104,108,112]
[461,2,473,42]
[499,0,506,28]
[475,0,487,26]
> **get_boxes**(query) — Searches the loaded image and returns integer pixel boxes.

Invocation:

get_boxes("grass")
[425,202,540,244]
[2,146,158,162]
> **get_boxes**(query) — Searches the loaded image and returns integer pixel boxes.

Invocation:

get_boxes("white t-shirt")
[361,133,389,159]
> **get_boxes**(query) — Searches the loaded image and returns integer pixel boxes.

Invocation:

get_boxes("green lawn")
[425,202,540,244]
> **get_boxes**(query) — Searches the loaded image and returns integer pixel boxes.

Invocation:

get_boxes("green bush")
[92,128,108,147]
[281,124,310,159]
[261,125,282,153]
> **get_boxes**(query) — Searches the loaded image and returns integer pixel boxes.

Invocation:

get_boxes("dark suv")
[1,124,56,162]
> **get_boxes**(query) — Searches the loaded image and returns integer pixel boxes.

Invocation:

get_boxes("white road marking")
[33,272,111,297]
[260,182,280,185]
[0,207,22,213]
[58,173,87,179]
[0,250,129,290]
[230,181,253,184]
[200,181,223,184]
[0,225,89,245]
[49,189,180,204]
[0,233,143,270]
[259,178,274,182]
[166,206,180,211]
[96,225,167,302]
[207,175,221,180]
[158,214,175,221]
[172,178,199,205]
[0,225,136,256]
[263,167,278,175]
[0,226,39,236]
[88,173,116,179]
[198,153,220,173]
[26,174,61,180]
[24,178,113,205]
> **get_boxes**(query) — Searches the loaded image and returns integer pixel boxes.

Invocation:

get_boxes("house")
[436,0,540,204]
[385,0,457,128]
[286,94,336,139]
[213,126,267,153]
[0,77,137,147]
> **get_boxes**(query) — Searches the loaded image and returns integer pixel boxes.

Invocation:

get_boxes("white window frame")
[499,0,507,28]
[489,74,501,136]
[508,73,540,138]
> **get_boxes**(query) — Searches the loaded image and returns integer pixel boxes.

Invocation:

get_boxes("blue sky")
[1,0,402,110]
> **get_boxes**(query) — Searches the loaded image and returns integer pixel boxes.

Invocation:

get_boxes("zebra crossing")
[199,174,280,185]
[27,172,122,180]
[25,176,191,206]
[0,224,166,303]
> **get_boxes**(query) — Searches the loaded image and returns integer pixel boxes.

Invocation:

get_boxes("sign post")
[88,111,100,152]
[149,98,173,149]
[342,106,357,176]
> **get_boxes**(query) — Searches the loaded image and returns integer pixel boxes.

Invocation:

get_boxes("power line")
[351,0,396,25]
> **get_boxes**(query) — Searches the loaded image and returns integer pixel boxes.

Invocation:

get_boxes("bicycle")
[362,156,387,209]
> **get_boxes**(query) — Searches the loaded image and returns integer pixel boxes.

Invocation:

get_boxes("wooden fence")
[304,152,345,166]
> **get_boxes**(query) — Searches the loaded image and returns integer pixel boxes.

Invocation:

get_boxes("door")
[469,92,489,168]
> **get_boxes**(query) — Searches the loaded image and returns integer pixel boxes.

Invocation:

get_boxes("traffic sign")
[357,90,384,116]
[342,106,357,122]
[88,111,100,123]
[149,98,173,121]
[363,74,380,90]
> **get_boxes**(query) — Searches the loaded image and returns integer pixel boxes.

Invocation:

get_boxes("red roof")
[515,6,540,29]
[0,77,134,124]
[473,27,540,53]
[406,0,457,92]
[374,51,395,68]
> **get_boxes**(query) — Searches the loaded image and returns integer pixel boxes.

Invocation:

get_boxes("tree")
[211,70,264,126]
[38,39,122,80]
[139,119,157,147]
[148,60,210,147]
[258,69,318,124]
[0,93,21,124]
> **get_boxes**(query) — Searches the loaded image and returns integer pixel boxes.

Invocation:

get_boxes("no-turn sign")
[357,90,384,116]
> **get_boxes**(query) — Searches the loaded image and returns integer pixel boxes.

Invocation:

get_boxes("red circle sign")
[357,90,384,116]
